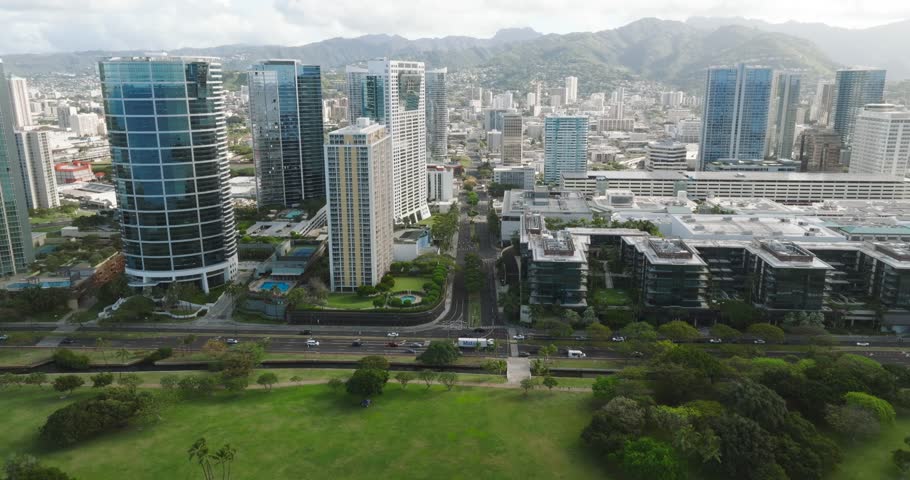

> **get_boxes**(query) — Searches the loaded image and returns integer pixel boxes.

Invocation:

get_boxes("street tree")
[542,375,559,391]
[345,368,389,399]
[52,375,84,398]
[709,324,741,341]
[438,372,458,391]
[91,372,114,388]
[582,307,598,326]
[359,355,390,371]
[118,373,143,391]
[289,375,303,385]
[482,359,507,376]
[586,322,613,341]
[256,373,278,392]
[747,323,785,343]
[520,377,538,396]
[394,371,415,388]
[24,372,48,389]
[417,341,460,365]
[418,370,437,389]
[658,320,700,342]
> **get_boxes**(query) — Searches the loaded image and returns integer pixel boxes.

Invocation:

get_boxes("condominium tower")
[7,76,31,129]
[849,105,910,176]
[698,64,773,169]
[565,76,578,104]
[765,72,801,159]
[831,68,886,148]
[0,61,34,275]
[345,59,429,223]
[501,112,523,165]
[14,130,59,209]
[99,56,237,291]
[325,118,394,292]
[248,60,325,207]
[646,141,688,171]
[543,116,588,183]
[425,67,448,161]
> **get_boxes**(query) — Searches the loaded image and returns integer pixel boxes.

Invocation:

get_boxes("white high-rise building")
[70,113,99,137]
[493,92,514,110]
[427,165,454,202]
[345,59,430,223]
[501,112,523,165]
[0,62,34,275]
[646,141,688,171]
[325,118,394,292]
[849,104,910,176]
[565,76,578,104]
[526,92,537,108]
[612,87,625,120]
[14,130,58,210]
[7,76,32,129]
[811,81,835,126]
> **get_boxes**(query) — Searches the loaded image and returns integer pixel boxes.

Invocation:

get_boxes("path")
[133,377,590,392]
[35,310,81,347]
[506,357,531,384]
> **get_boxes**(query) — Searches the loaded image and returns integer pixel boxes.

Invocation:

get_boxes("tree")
[438,372,458,391]
[747,323,785,343]
[359,355,390,371]
[418,370,437,389]
[659,320,700,342]
[539,344,558,362]
[257,373,278,392]
[3,455,74,480]
[202,339,228,358]
[115,348,132,372]
[709,324,741,341]
[95,337,111,365]
[616,437,686,480]
[327,377,344,393]
[463,253,484,293]
[417,341,460,365]
[542,375,559,391]
[91,372,114,388]
[892,436,910,476]
[41,387,151,446]
[356,285,377,298]
[724,380,788,430]
[346,368,389,399]
[24,372,48,389]
[708,413,778,480]
[825,404,881,441]
[181,334,197,356]
[53,349,90,370]
[160,375,180,391]
[844,391,896,425]
[481,359,507,376]
[520,377,538,396]
[562,309,581,326]
[52,375,84,398]
[117,373,142,391]
[288,375,303,385]
[395,371,415,388]
[586,322,613,341]
[621,322,658,342]
[582,396,647,454]
[188,438,237,480]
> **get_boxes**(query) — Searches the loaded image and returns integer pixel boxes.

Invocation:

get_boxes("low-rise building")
[521,214,589,307]
[621,237,708,308]
[493,166,536,190]
[393,229,437,261]
[500,188,592,243]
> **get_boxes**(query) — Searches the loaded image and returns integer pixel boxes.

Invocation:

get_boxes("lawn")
[391,276,429,292]
[324,276,431,310]
[591,288,631,306]
[0,384,604,480]
[0,348,53,367]
[831,417,910,480]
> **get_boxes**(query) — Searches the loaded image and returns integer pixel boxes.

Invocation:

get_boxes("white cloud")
[0,0,907,54]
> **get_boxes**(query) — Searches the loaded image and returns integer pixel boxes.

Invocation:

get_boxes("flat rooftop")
[745,240,832,270]
[528,230,587,264]
[704,197,792,214]
[670,214,845,241]
[568,171,910,183]
[502,189,591,217]
[623,236,707,266]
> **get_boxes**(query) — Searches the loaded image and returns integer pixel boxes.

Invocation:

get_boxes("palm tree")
[95,337,110,365]
[115,348,131,377]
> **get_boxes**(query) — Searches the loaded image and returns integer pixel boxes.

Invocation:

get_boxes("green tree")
[91,372,114,388]
[582,396,647,454]
[188,438,237,480]
[825,404,881,441]
[844,391,896,425]
[23,372,48,389]
[289,375,303,385]
[345,368,389,399]
[709,324,741,341]
[52,375,84,398]
[417,341,460,365]
[708,414,778,479]
[520,377,538,396]
[562,308,581,326]
[616,437,686,480]
[394,371,415,389]
[659,320,700,342]
[542,375,559,391]
[3,454,74,480]
[724,380,788,430]
[438,372,458,391]
[256,372,279,392]
[892,436,910,476]
[581,307,598,326]
[327,377,344,393]
[115,348,132,374]
[747,323,785,343]
[586,322,613,341]
[481,359,507,376]
[621,322,659,342]
[117,373,142,391]
[418,370,437,389]
[359,355,391,371]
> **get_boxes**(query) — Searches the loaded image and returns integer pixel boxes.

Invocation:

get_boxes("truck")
[567,349,586,358]
[457,338,495,349]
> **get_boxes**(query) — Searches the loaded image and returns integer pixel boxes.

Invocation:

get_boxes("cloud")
[0,0,907,54]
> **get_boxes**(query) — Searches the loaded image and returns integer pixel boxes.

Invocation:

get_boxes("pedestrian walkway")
[507,328,519,357]
[506,357,531,384]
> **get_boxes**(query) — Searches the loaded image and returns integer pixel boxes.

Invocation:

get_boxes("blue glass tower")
[831,68,886,147]
[544,116,588,183]
[99,56,237,292]
[0,60,34,275]
[248,60,325,207]
[698,64,773,170]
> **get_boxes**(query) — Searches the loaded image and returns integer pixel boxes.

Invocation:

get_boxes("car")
[387,332,400,338]
[0,334,8,341]
[753,339,766,344]
[856,341,871,347]
[708,338,723,344]
[512,334,526,340]
[631,351,644,358]
[611,336,626,342]
[60,338,75,345]
[574,335,588,341]
[405,348,417,354]
[409,342,423,348]
[387,342,399,348]
[299,330,312,335]
[351,340,363,347]
[473,328,486,333]
[225,338,239,345]
[306,339,320,347]
[518,351,530,357]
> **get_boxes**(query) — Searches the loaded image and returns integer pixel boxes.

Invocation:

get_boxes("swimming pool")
[284,210,303,219]
[260,281,292,293]
[400,295,418,304]
[7,280,71,290]
[290,246,316,258]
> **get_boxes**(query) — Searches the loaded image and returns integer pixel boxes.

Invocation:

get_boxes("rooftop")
[502,189,591,217]
[670,214,845,241]
[746,240,832,270]
[623,236,707,266]
[571,171,910,183]
[703,197,793,214]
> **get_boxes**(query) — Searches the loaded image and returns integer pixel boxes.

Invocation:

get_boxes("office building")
[660,91,685,107]
[765,72,801,159]
[812,81,835,125]
[344,66,368,123]
[425,68,448,161]
[703,158,800,172]
[622,237,708,308]
[746,240,829,311]
[99,56,238,291]
[543,116,588,183]
[646,141,687,171]
[6,76,31,129]
[849,104,910,176]
[325,118,394,292]
[795,127,844,172]
[501,112,522,165]
[57,105,77,130]
[482,108,513,132]
[426,164,454,202]
[565,76,578,104]
[611,87,625,120]
[676,118,701,143]
[520,214,588,306]
[248,60,325,207]
[493,166,536,190]
[0,62,34,275]
[492,92,513,110]
[14,130,59,210]
[698,64,773,169]
[526,92,537,107]
[500,188,592,242]
[831,68,886,149]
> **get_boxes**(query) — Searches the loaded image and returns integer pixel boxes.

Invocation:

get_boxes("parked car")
[225,338,239,345]
[0,334,8,341]
[387,332,400,338]
[351,340,363,347]
[708,338,723,344]
[387,342,399,348]
[512,334,526,340]
[611,336,626,342]
[753,339,766,344]
[856,341,871,347]
[409,342,423,348]
[518,351,530,357]
[306,339,320,347]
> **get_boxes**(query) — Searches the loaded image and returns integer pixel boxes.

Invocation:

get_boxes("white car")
[306,339,320,347]
[611,336,626,342]
[512,334,526,340]
[0,334,8,341]
[856,341,871,347]
[225,338,239,345]
[387,332,400,338]
[708,338,723,344]
[753,339,766,344]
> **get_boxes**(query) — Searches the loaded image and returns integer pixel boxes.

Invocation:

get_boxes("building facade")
[425,68,448,161]
[501,112,522,165]
[0,62,35,275]
[7,76,31,129]
[831,68,886,149]
[646,141,688,171]
[248,60,325,207]
[543,116,588,183]
[698,64,773,169]
[99,56,238,291]
[493,166,536,190]
[325,118,394,292]
[426,164,454,202]
[565,76,578,104]
[848,105,910,176]
[765,72,801,159]
[795,127,844,172]
[14,130,59,210]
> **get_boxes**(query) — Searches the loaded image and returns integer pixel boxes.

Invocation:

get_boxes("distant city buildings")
[325,118,394,292]
[56,104,77,130]
[811,81,835,126]
[765,72,801,159]
[70,113,100,137]
[543,116,588,183]
[795,127,844,172]
[501,112,522,165]
[698,64,773,170]
[565,76,578,104]
[849,104,910,176]
[248,60,325,207]
[0,61,35,275]
[831,68,886,150]
[425,68,448,161]
[7,76,32,129]
[14,130,58,209]
[646,141,687,171]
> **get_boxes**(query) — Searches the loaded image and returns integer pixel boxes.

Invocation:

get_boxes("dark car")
[351,340,363,347]
[387,342,399,348]
[518,352,530,358]
[60,338,74,345]
[299,330,312,335]
[405,348,417,354]
[473,328,485,333]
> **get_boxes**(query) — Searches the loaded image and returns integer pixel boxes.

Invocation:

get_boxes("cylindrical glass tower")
[99,56,237,292]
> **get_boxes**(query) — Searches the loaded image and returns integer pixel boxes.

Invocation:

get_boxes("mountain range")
[5,17,905,92]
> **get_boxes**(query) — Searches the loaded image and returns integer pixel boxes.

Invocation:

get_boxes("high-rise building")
[526,92,537,108]
[849,104,910,176]
[57,105,77,130]
[795,127,843,172]
[325,118,393,292]
[493,92,513,110]
[99,56,237,291]
[483,108,513,132]
[0,62,34,275]
[7,76,32,129]
[697,64,773,170]
[345,66,368,124]
[425,68,448,161]
[612,87,625,120]
[345,59,429,223]
[676,118,701,143]
[646,141,688,171]
[831,68,886,148]
[811,81,835,125]
[501,112,523,165]
[247,60,325,207]
[544,116,588,183]
[427,165,454,202]
[565,76,578,104]
[70,113,100,137]
[14,130,59,209]
[765,72,801,159]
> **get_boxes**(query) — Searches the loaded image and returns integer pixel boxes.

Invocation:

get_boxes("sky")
[1,0,908,54]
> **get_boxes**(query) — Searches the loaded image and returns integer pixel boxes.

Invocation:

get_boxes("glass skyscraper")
[543,116,588,183]
[248,60,325,207]
[425,68,448,161]
[0,60,34,276]
[698,64,773,170]
[765,72,801,160]
[99,56,237,292]
[831,68,886,148]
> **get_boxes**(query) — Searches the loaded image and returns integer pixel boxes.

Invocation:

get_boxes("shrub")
[144,347,173,363]
[91,372,114,388]
[40,388,152,447]
[359,355,390,371]
[844,391,896,425]
[417,341,460,365]
[53,348,90,370]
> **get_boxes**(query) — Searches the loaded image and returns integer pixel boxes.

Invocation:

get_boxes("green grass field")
[831,417,910,480]
[0,385,603,480]
[325,276,431,310]
[0,348,53,366]
[390,276,429,292]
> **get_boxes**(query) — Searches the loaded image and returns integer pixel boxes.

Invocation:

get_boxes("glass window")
[165,180,195,195]
[156,100,188,115]
[154,84,187,99]
[200,221,223,237]
[140,227,169,242]
[195,177,220,192]
[198,207,221,222]
[192,146,218,161]
[106,115,126,132]
[125,256,143,269]
[111,148,130,164]
[157,116,189,131]
[143,258,173,271]
[133,181,164,196]
[122,63,151,82]
[151,64,186,82]
[194,161,219,177]
[102,83,122,99]
[126,117,157,132]
[196,192,220,206]
[129,149,160,164]
[171,225,199,241]
[169,211,199,225]
[167,196,198,210]
[160,148,193,164]
[204,251,226,266]
[190,115,217,130]
[139,212,168,226]
[137,196,166,210]
[159,132,191,148]
[173,255,203,269]
[128,133,158,148]
[124,100,154,115]
[172,241,202,255]
[163,164,194,179]
[122,83,153,99]
[192,131,218,146]
[104,100,124,115]
[109,132,128,148]
[132,166,162,180]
